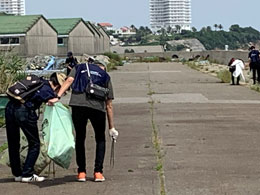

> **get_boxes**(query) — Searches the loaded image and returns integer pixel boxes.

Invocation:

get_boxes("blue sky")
[26,0,260,31]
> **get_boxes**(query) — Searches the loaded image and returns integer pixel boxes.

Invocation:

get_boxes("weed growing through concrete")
[147,76,166,195]
[147,91,155,96]
[0,143,7,154]
[250,84,260,92]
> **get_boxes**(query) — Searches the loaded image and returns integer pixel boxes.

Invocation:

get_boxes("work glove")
[109,127,119,142]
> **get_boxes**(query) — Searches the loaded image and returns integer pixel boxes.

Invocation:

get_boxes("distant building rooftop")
[98,23,113,27]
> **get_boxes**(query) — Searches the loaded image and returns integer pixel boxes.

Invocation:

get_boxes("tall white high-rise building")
[0,0,25,15]
[150,0,191,32]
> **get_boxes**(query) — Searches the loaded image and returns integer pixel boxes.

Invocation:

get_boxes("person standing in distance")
[65,51,78,76]
[48,59,118,182]
[5,73,66,182]
[248,46,260,84]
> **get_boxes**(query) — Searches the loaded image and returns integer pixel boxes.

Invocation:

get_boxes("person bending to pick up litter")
[48,58,119,182]
[5,72,66,182]
[228,58,245,85]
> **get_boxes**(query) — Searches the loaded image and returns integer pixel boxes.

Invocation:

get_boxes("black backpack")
[6,75,44,103]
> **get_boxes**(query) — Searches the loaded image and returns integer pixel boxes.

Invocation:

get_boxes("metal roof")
[86,21,102,37]
[48,18,83,35]
[0,15,42,34]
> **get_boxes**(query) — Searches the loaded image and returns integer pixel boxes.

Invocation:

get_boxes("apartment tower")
[0,0,25,15]
[150,0,191,32]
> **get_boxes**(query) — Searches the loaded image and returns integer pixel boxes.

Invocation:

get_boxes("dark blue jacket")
[24,80,56,109]
[71,63,110,93]
[249,50,260,63]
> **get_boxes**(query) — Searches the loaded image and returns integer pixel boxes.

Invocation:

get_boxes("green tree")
[218,24,223,31]
[214,24,218,31]
[130,24,136,31]
[145,26,152,34]
[106,30,115,36]
[167,26,172,34]
[206,26,212,32]
[229,24,241,32]
[161,28,166,35]
[192,27,197,32]
[175,25,181,33]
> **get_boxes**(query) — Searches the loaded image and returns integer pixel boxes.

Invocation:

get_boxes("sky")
[26,0,260,31]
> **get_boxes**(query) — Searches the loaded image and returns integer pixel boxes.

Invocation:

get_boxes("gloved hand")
[109,127,119,142]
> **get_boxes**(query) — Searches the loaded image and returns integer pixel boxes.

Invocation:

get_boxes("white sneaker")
[14,176,22,182]
[21,174,45,182]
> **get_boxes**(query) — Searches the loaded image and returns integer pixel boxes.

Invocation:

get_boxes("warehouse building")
[48,18,96,56]
[98,25,110,53]
[0,15,57,56]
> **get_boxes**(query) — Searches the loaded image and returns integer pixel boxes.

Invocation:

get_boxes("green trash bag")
[42,102,75,169]
[0,131,51,174]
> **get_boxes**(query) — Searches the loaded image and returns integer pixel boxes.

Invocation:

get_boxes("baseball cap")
[94,59,107,67]
[67,51,73,57]
[56,73,66,86]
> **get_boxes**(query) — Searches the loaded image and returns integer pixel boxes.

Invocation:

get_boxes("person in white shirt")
[228,58,245,85]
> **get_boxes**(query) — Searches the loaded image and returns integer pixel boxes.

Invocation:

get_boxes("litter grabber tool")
[110,138,115,168]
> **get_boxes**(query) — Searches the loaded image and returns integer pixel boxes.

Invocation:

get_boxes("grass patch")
[0,117,5,127]
[250,84,260,92]
[0,143,8,153]
[156,163,163,171]
[217,69,231,83]
[147,91,155,96]
[186,62,200,71]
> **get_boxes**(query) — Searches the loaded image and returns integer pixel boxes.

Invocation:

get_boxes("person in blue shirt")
[248,46,260,84]
[5,72,66,183]
[48,59,118,182]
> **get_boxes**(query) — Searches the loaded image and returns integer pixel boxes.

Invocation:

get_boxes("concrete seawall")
[120,50,249,65]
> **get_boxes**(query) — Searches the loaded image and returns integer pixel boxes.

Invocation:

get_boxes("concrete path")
[1,62,260,195]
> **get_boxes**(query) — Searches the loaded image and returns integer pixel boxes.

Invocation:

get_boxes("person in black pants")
[71,106,106,176]
[48,59,119,182]
[228,58,240,85]
[65,51,78,76]
[248,46,260,84]
[5,73,65,182]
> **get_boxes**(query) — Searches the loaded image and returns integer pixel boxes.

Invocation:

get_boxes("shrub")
[142,56,160,63]
[217,69,231,83]
[104,52,124,71]
[0,52,26,94]
[104,52,121,61]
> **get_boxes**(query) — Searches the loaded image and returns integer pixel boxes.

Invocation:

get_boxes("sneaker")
[14,176,22,182]
[21,174,45,182]
[94,172,105,182]
[77,172,86,182]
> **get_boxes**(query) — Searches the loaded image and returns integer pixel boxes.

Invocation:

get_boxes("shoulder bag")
[85,64,109,101]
